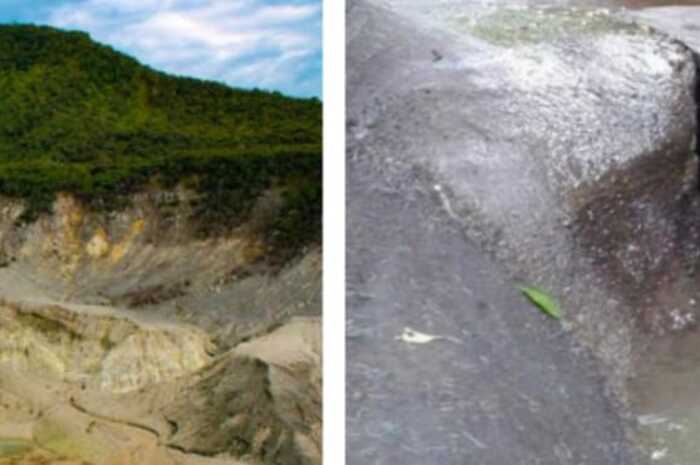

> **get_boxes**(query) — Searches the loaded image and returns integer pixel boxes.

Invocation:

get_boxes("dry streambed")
[0,301,321,465]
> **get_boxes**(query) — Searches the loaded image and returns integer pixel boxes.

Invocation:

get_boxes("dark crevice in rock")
[165,417,179,436]
[228,320,286,351]
[569,40,700,335]
[165,443,219,458]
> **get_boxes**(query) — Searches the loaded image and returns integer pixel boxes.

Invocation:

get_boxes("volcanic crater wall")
[0,186,321,465]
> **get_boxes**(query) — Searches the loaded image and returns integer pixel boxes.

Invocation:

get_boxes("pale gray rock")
[348,1,700,464]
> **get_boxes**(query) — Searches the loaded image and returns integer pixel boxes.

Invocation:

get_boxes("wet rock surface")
[347,154,635,465]
[348,0,700,464]
[629,5,700,49]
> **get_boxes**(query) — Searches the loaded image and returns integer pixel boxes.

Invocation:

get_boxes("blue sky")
[0,0,321,98]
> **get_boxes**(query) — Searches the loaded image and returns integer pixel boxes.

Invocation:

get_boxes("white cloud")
[45,0,321,97]
[250,4,320,23]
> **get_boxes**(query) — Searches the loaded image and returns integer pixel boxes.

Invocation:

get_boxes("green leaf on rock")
[518,286,562,320]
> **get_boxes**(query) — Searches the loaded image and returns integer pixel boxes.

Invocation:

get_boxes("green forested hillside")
[0,25,321,254]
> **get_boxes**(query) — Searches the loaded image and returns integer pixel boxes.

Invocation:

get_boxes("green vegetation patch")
[0,439,33,458]
[456,8,641,46]
[0,25,321,258]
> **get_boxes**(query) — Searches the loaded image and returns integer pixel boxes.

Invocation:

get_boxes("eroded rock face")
[0,191,265,305]
[0,299,212,393]
[0,189,321,464]
[39,318,321,465]
[0,189,321,346]
[0,318,321,465]
[158,318,321,464]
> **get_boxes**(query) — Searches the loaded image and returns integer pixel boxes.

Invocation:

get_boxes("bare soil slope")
[0,194,321,465]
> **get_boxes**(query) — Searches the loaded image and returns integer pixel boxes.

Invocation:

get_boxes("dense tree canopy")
[0,25,322,255]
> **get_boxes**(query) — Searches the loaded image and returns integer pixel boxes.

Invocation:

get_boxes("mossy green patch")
[0,439,33,458]
[34,421,105,463]
[455,8,642,46]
